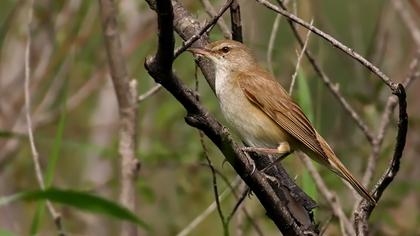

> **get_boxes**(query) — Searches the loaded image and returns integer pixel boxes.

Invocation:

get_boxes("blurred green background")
[0,0,419,235]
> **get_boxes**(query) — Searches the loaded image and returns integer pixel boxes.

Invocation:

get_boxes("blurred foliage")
[0,0,419,235]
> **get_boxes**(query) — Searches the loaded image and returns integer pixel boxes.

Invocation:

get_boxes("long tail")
[328,154,376,205]
[315,134,377,205]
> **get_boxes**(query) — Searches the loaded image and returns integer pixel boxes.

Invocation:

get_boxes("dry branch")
[98,0,140,235]
[229,0,243,42]
[200,0,231,38]
[257,0,398,91]
[273,0,375,143]
[24,0,64,234]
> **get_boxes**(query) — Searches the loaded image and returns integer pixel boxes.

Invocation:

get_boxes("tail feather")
[314,133,377,205]
[329,156,376,205]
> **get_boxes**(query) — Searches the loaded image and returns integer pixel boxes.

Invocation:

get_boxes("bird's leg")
[261,142,292,172]
[242,142,292,173]
[241,146,284,155]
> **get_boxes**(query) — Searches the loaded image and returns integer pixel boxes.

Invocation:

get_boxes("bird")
[188,39,376,204]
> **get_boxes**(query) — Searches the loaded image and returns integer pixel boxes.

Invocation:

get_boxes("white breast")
[214,67,288,148]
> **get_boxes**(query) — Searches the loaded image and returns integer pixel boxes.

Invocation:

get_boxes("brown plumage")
[188,39,376,204]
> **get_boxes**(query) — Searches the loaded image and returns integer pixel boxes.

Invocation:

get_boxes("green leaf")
[0,189,149,230]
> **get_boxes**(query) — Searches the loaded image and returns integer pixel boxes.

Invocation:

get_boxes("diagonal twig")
[200,0,231,38]
[274,0,375,143]
[257,0,398,91]
[24,0,64,234]
[267,14,282,74]
[138,84,162,102]
[289,19,313,96]
[300,155,355,236]
[173,0,234,58]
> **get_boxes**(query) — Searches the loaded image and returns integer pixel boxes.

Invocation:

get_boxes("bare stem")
[98,0,140,235]
[256,0,398,91]
[289,19,313,96]
[24,0,64,234]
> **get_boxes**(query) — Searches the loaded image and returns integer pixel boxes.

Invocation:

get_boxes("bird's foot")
[241,147,280,155]
[241,142,291,156]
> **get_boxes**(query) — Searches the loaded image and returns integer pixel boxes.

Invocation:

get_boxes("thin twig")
[226,186,250,223]
[24,0,64,234]
[319,214,334,236]
[98,0,140,235]
[199,125,227,234]
[289,19,313,96]
[200,0,231,38]
[360,51,420,195]
[199,163,264,236]
[267,14,282,74]
[256,0,398,91]
[177,177,242,236]
[138,84,162,102]
[299,155,355,236]
[174,0,233,58]
[274,0,375,143]
[354,84,408,235]
[393,0,420,46]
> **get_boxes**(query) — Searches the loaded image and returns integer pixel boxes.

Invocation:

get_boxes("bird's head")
[188,40,257,72]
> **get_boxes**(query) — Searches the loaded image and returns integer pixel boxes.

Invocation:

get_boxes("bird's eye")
[220,46,230,53]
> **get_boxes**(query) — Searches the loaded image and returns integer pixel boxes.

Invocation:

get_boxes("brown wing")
[237,70,327,160]
[238,71,377,204]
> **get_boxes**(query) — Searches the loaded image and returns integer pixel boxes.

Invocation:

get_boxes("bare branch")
[200,0,231,38]
[24,0,64,234]
[256,0,398,91]
[138,84,162,102]
[98,0,140,235]
[173,0,234,58]
[229,0,243,42]
[199,131,227,234]
[289,20,313,96]
[393,0,420,46]
[267,14,282,74]
[226,186,250,224]
[362,51,419,187]
[274,0,375,143]
[177,177,242,236]
[300,155,355,236]
[354,84,408,235]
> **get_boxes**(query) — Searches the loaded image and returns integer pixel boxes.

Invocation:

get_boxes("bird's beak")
[187,47,211,58]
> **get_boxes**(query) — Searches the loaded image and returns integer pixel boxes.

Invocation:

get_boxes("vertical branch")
[354,85,408,235]
[229,0,243,42]
[24,0,64,234]
[98,1,140,236]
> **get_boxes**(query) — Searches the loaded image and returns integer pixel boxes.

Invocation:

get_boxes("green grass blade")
[295,70,318,201]
[0,189,149,230]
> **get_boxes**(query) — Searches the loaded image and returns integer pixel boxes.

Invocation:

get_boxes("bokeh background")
[0,0,419,235]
